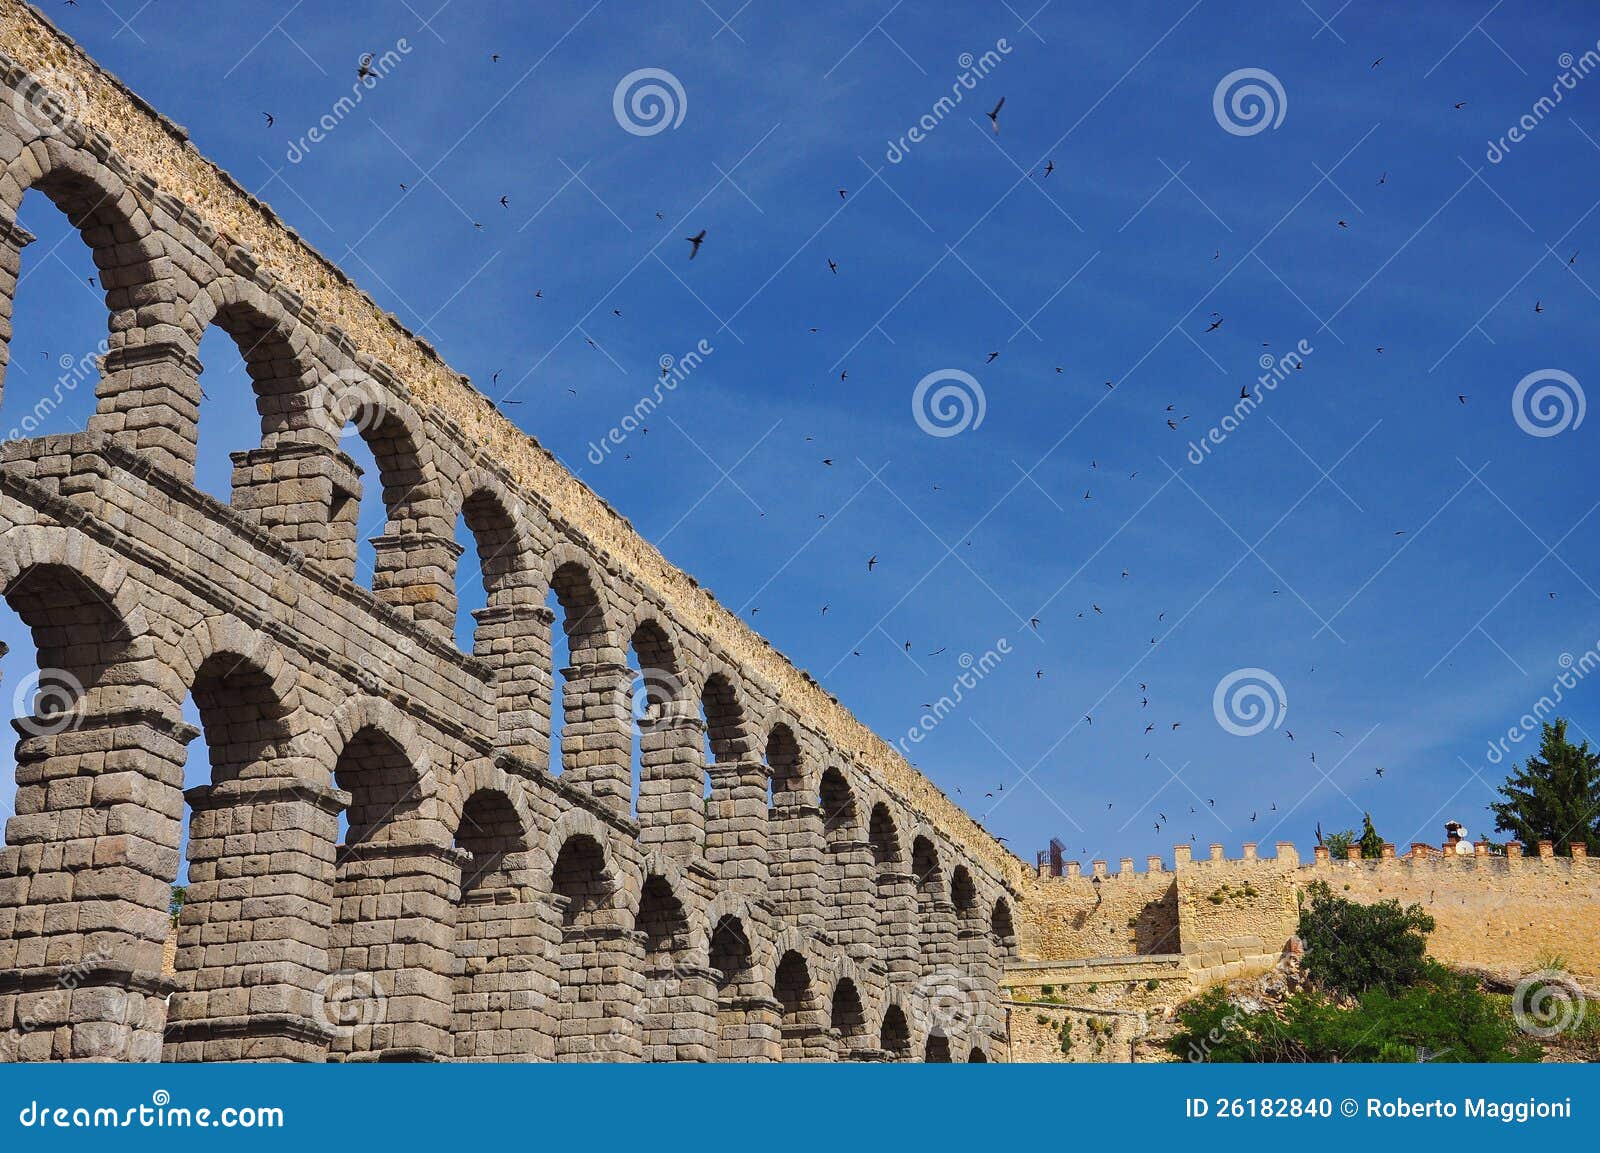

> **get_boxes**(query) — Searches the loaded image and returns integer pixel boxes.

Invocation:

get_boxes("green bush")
[1298,881,1433,995]
[1167,965,1535,1063]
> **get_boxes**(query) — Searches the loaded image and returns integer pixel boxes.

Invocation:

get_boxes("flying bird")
[358,53,375,80]
[685,229,706,259]
[987,96,1005,132]
[263,112,274,127]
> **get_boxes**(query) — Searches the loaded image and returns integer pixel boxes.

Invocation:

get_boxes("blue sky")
[5,0,1600,871]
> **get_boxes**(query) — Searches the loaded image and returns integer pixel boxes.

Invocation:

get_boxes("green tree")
[169,885,186,925]
[1490,718,1600,856]
[1316,823,1356,859]
[1297,881,1433,996]
[1357,812,1385,859]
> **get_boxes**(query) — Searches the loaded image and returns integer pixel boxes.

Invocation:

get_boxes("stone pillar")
[0,705,191,1062]
[0,214,36,396]
[451,851,559,1062]
[828,839,877,958]
[706,759,769,887]
[370,531,462,637]
[637,709,706,860]
[923,898,958,973]
[163,774,344,1062]
[780,1001,831,1061]
[768,799,825,937]
[717,993,781,1061]
[559,661,633,815]
[327,840,460,1061]
[878,869,920,980]
[229,440,362,574]
[470,602,554,763]
[553,904,646,1062]
[89,338,203,480]
[639,963,715,1062]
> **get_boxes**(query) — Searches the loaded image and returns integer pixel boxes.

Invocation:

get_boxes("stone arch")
[699,664,765,879]
[912,833,954,972]
[450,782,553,1061]
[990,896,1018,961]
[773,948,826,1061]
[764,719,822,932]
[452,467,532,609]
[967,1045,989,1062]
[924,1032,952,1062]
[634,869,711,1061]
[869,801,917,979]
[0,132,168,436]
[829,975,869,1058]
[880,1001,912,1061]
[535,543,616,661]
[629,610,698,853]
[699,664,753,763]
[186,272,321,444]
[950,864,980,925]
[174,616,299,787]
[550,822,642,1060]
[317,693,443,840]
[709,910,775,1060]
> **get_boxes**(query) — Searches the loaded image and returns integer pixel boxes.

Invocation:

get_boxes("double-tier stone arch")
[911,828,958,976]
[819,763,873,958]
[0,524,178,1061]
[868,798,918,980]
[631,851,713,1061]
[824,953,876,1060]
[704,889,778,1060]
[770,929,829,1061]
[764,717,823,934]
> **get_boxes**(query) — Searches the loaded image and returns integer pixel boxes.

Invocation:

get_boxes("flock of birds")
[218,37,1576,861]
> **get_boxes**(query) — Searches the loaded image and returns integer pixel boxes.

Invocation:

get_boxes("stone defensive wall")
[0,1,1024,1063]
[1011,839,1600,986]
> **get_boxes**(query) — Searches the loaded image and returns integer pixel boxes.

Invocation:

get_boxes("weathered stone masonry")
[0,3,1025,1062]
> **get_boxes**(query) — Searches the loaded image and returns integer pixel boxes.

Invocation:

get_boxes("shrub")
[1297,881,1433,996]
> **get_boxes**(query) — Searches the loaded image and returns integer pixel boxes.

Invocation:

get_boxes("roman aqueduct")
[0,4,1029,1062]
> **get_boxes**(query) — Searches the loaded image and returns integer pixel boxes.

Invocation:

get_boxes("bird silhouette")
[685,229,706,259]
[987,96,1005,132]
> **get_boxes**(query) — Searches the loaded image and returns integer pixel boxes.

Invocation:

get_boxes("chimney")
[1092,860,1108,877]
[1119,856,1135,875]
[1209,843,1225,861]
[1147,855,1163,873]
[1242,842,1257,860]
[1066,861,1082,878]
[1173,844,1192,865]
